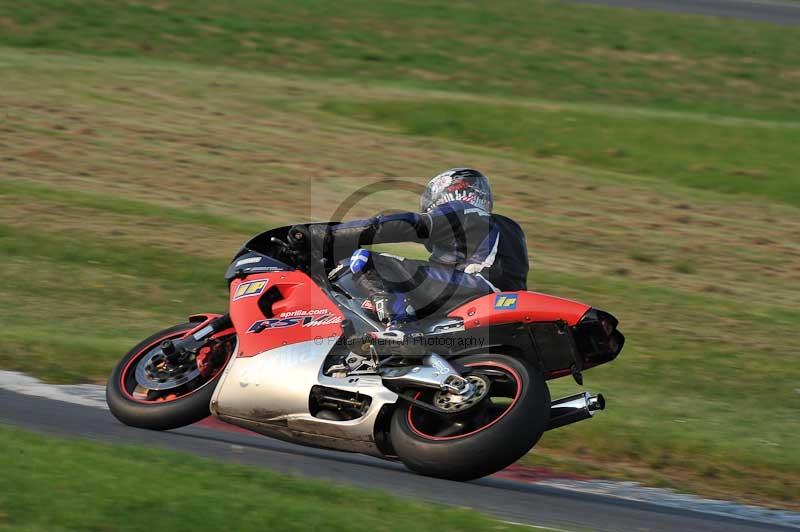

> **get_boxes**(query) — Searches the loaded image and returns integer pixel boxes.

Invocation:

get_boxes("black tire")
[390,353,550,481]
[106,322,229,431]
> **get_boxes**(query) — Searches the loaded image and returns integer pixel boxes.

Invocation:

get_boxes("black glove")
[287,224,331,254]
[287,224,310,250]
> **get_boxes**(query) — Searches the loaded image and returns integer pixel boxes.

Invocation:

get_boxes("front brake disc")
[134,347,201,391]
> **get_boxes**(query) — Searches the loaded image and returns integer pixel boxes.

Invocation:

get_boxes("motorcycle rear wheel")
[390,353,550,481]
[106,322,233,430]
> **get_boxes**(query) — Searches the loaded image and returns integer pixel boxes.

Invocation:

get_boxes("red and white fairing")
[228,271,345,356]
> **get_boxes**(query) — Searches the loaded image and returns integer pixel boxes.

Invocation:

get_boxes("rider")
[288,168,529,348]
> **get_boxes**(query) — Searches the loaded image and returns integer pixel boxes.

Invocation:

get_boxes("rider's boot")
[363,292,427,359]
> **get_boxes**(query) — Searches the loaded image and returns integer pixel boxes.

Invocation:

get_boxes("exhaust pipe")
[546,391,605,431]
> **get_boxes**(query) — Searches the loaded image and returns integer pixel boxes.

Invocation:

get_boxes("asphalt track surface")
[3,390,795,532]
[564,0,800,24]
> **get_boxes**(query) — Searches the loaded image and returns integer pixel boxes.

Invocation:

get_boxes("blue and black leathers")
[326,201,529,321]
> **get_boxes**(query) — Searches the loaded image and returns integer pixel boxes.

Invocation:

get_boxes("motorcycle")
[107,224,624,480]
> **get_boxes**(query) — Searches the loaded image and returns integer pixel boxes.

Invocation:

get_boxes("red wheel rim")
[406,361,523,441]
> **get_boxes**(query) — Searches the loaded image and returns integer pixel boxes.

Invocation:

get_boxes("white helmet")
[420,168,493,213]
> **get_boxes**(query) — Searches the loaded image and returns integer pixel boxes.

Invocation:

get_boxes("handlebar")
[270,236,291,249]
[269,235,329,289]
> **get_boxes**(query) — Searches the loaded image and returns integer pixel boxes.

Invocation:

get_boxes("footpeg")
[362,329,427,358]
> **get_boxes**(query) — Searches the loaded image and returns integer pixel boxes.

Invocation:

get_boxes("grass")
[0,180,266,235]
[673,260,697,274]
[0,0,799,120]
[322,100,800,206]
[523,269,800,505]
[0,0,798,511]
[0,221,230,382]
[0,425,533,532]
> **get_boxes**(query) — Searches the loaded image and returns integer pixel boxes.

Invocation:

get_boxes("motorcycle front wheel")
[390,353,550,481]
[106,322,235,430]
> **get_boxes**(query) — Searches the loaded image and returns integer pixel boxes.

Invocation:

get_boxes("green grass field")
[0,0,798,510]
[0,426,534,531]
[323,99,800,205]
[3,0,800,120]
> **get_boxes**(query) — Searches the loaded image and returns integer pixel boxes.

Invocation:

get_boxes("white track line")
[0,370,107,409]
[500,520,577,532]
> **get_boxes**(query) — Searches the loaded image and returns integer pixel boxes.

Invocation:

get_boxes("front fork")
[161,313,234,364]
